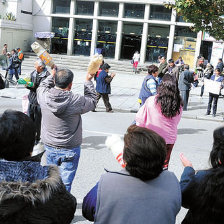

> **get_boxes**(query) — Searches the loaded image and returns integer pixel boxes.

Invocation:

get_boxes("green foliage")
[164,0,224,40]
[4,12,16,21]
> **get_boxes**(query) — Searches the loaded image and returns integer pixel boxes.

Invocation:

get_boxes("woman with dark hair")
[82,125,181,223]
[180,126,224,224]
[0,110,76,224]
[136,74,183,168]
[138,64,159,106]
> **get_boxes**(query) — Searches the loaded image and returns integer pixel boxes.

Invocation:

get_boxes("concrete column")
[140,4,149,64]
[194,31,202,69]
[90,1,99,56]
[67,0,75,55]
[167,8,176,60]
[115,3,124,60]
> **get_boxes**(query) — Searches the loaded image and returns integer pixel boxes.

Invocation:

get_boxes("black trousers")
[180,90,190,111]
[28,104,42,141]
[96,92,112,111]
[207,93,219,115]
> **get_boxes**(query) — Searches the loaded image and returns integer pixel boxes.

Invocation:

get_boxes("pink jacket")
[136,95,182,144]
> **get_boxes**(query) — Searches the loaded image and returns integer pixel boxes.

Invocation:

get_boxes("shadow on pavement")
[82,136,107,150]
[178,128,207,135]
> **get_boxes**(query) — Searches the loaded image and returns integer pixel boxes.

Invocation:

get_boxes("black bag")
[131,59,134,64]
[0,75,5,89]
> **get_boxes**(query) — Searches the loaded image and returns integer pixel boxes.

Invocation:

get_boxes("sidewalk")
[0,67,223,122]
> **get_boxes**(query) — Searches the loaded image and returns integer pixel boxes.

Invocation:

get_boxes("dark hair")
[210,127,224,168]
[184,64,189,70]
[148,65,158,74]
[215,68,221,73]
[123,125,166,181]
[54,68,74,89]
[0,110,35,161]
[156,74,183,118]
[102,63,110,70]
[168,59,174,63]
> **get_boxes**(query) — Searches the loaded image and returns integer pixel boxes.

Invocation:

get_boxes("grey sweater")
[37,75,97,149]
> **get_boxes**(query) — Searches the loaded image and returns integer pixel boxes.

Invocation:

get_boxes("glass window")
[96,20,117,58]
[176,16,186,22]
[73,19,93,56]
[146,25,170,63]
[172,26,197,68]
[150,5,171,21]
[124,4,145,19]
[121,22,143,59]
[99,2,119,17]
[52,0,71,14]
[51,17,69,54]
[75,1,94,15]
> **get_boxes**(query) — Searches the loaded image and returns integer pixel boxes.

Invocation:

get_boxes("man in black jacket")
[178,64,194,111]
[27,59,50,144]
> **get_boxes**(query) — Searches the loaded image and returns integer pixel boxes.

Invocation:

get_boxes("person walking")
[157,56,168,83]
[37,68,97,192]
[179,126,224,224]
[164,59,180,80]
[1,44,8,69]
[2,43,7,55]
[178,64,194,111]
[27,59,50,145]
[17,47,24,75]
[138,64,159,106]
[206,68,224,117]
[82,125,181,224]
[216,58,223,72]
[132,51,140,74]
[136,74,183,169]
[6,49,20,81]
[0,110,77,224]
[95,63,115,112]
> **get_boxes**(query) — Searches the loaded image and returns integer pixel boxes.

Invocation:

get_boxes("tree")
[164,0,224,41]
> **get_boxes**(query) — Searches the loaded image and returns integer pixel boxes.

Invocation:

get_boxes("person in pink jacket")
[136,74,183,169]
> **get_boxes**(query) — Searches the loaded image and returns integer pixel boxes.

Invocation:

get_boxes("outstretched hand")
[86,73,95,81]
[180,153,193,167]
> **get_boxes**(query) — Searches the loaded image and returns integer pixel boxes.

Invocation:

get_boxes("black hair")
[210,126,224,168]
[156,74,183,118]
[54,68,74,89]
[102,63,110,70]
[123,125,166,181]
[184,64,189,70]
[148,65,158,74]
[168,59,174,63]
[215,68,221,73]
[0,110,35,161]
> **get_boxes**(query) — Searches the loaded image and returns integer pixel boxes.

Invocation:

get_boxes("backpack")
[18,51,24,61]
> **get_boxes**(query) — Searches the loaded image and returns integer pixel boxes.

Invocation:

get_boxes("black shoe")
[205,112,210,115]
[106,109,113,113]
[92,109,97,112]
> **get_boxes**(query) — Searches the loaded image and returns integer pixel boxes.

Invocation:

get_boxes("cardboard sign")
[204,79,221,95]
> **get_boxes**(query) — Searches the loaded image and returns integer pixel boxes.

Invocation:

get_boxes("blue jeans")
[45,145,81,192]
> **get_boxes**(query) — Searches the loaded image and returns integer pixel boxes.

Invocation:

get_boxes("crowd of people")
[1,46,224,224]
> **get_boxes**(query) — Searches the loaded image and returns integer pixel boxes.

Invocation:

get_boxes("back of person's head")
[157,74,183,118]
[55,68,74,89]
[210,126,224,168]
[148,64,158,74]
[123,125,166,181]
[102,63,110,70]
[168,59,174,64]
[0,110,35,161]
[219,58,222,62]
[4,43,7,47]
[184,64,189,70]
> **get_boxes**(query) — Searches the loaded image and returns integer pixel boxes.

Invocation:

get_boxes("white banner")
[204,79,221,95]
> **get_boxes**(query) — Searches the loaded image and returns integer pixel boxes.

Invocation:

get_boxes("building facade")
[0,0,223,68]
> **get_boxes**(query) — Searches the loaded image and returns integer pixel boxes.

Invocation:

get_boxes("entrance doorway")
[200,41,213,63]
[121,22,142,60]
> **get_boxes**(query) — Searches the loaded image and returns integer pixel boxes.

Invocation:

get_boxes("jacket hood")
[0,165,61,205]
[44,88,73,114]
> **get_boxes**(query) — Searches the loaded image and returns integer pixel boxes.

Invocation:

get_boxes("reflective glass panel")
[99,2,119,17]
[124,4,145,19]
[96,20,117,58]
[51,17,69,54]
[150,5,171,21]
[73,19,93,56]
[146,25,170,63]
[52,0,71,14]
[75,1,94,15]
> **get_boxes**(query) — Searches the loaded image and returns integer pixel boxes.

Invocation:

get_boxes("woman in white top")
[132,51,140,74]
